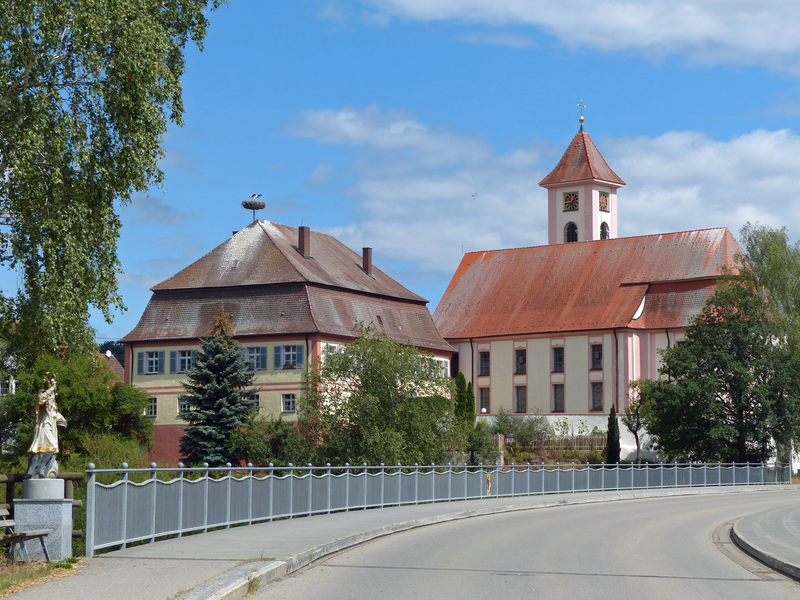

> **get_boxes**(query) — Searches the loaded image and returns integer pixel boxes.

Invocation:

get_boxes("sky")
[79,0,800,342]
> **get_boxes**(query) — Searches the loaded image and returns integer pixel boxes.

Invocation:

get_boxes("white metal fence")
[84,461,790,557]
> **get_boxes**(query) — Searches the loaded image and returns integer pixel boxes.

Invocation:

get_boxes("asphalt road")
[252,491,800,600]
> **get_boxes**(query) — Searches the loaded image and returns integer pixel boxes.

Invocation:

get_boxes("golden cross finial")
[578,100,586,125]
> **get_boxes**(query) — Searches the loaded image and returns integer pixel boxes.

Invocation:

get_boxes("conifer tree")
[454,372,475,424]
[179,306,258,466]
[606,405,621,464]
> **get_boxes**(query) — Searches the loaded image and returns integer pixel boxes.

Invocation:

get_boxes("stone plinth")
[13,497,72,562]
[23,478,64,500]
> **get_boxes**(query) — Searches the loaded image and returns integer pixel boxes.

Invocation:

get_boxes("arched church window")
[600,222,609,240]
[565,222,578,243]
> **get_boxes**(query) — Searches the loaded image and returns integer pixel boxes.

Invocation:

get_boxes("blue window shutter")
[191,350,198,369]
[170,351,177,374]
[158,351,165,374]
[296,345,304,369]
[137,352,144,376]
[274,346,282,369]
[260,347,267,370]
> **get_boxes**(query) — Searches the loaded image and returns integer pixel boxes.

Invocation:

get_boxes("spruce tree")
[606,405,621,464]
[179,306,258,466]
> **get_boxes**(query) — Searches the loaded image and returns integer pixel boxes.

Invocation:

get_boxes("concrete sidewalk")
[13,485,799,600]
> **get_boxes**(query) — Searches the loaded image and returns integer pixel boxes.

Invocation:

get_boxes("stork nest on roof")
[242,200,266,211]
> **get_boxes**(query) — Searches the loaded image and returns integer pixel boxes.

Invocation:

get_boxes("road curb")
[177,485,796,600]
[731,512,800,582]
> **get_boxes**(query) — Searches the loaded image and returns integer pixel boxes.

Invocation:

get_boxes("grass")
[0,557,80,598]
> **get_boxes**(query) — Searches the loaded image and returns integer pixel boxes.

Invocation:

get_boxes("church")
[433,117,741,428]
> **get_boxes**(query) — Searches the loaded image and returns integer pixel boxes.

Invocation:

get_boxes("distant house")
[434,123,741,432]
[122,221,453,464]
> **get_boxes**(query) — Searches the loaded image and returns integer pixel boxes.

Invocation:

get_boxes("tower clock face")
[599,191,610,212]
[564,192,579,211]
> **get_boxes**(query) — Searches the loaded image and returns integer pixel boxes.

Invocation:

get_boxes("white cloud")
[459,32,535,48]
[604,129,800,240]
[290,106,800,304]
[359,1,800,75]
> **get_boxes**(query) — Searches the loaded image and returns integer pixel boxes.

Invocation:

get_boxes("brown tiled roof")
[433,228,740,339]
[121,283,453,352]
[539,130,625,187]
[151,221,425,302]
[99,352,125,381]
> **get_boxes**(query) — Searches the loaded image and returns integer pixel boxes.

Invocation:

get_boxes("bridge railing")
[84,461,790,557]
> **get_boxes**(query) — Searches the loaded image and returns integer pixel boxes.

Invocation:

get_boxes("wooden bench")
[0,507,52,564]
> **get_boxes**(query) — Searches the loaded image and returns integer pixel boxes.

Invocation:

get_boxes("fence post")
[150,463,158,541]
[310,464,315,515]
[288,463,295,519]
[363,463,368,509]
[326,464,331,514]
[747,462,750,486]
[380,464,385,508]
[121,463,129,548]
[397,464,402,506]
[447,463,451,502]
[247,463,253,525]
[344,463,350,511]
[178,463,185,536]
[479,464,484,499]
[414,464,419,505]
[267,463,274,522]
[601,462,605,491]
[85,464,96,558]
[225,463,232,528]
[556,463,560,494]
[202,463,209,533]
[571,463,575,494]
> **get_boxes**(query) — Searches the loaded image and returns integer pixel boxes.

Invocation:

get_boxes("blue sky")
[86,0,800,341]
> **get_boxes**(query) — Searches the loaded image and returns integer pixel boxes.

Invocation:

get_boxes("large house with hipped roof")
[434,121,741,426]
[122,221,453,464]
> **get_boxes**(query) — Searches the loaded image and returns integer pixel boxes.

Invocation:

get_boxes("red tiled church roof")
[433,228,740,339]
[539,130,625,187]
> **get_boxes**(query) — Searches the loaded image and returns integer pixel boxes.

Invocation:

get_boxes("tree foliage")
[227,416,309,468]
[0,351,152,464]
[641,280,800,463]
[301,325,459,466]
[179,307,257,466]
[621,381,648,464]
[606,405,621,464]
[737,222,800,350]
[453,372,474,424]
[492,408,551,447]
[0,1,225,363]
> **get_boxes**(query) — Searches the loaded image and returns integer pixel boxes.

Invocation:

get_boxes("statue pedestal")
[13,480,72,561]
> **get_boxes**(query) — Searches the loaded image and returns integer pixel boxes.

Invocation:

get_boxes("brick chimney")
[362,247,373,277]
[298,226,311,258]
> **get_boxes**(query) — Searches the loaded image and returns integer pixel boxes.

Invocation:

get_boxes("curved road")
[253,490,800,600]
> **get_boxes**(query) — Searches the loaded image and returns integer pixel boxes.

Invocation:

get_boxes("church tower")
[539,115,625,245]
